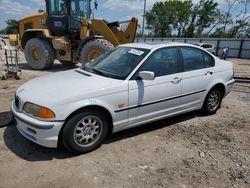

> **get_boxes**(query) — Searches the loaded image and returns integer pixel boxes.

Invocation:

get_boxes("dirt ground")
[0,52,250,188]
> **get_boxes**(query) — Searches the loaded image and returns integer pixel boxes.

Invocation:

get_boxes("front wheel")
[202,88,223,115]
[62,110,108,153]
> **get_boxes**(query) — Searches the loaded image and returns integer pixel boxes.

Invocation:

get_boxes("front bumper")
[11,101,64,148]
[225,79,235,95]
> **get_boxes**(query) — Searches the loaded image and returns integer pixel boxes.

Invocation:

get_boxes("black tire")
[202,87,223,115]
[80,38,114,66]
[24,38,55,70]
[62,110,109,154]
[60,60,76,66]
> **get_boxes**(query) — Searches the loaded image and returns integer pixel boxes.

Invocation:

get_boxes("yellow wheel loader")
[18,0,138,70]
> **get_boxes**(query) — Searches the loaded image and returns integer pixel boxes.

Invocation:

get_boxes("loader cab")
[46,0,90,36]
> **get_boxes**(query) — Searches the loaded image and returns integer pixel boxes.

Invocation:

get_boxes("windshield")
[84,47,150,80]
[71,0,89,19]
[48,0,89,18]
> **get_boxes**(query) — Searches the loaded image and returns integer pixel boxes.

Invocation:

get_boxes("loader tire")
[80,38,114,66]
[24,38,55,70]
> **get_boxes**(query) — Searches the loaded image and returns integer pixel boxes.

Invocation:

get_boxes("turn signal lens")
[37,107,55,119]
[23,102,55,119]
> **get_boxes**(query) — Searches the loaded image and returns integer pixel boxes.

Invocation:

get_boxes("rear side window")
[204,52,215,67]
[181,47,215,72]
[181,47,204,71]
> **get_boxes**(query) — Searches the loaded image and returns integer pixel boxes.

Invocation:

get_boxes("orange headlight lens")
[23,102,55,119]
[37,107,55,119]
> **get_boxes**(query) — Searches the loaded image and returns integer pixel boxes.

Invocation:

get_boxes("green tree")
[226,0,249,38]
[5,19,19,34]
[184,4,199,37]
[145,0,219,38]
[172,0,192,37]
[227,19,249,38]
[145,1,174,37]
[210,28,229,38]
[210,0,250,38]
[196,0,219,37]
[145,0,193,37]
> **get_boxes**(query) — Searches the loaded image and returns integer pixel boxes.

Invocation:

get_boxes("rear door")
[178,47,215,109]
[128,47,183,123]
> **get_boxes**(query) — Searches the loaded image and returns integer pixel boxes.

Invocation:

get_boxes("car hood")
[16,68,125,107]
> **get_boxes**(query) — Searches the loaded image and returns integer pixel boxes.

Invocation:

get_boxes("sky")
[0,0,249,31]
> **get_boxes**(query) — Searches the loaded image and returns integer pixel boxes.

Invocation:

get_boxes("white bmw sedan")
[12,42,234,153]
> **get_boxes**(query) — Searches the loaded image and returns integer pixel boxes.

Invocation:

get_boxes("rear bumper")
[11,101,64,148]
[225,79,235,95]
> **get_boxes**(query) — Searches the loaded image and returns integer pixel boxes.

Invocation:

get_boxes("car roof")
[120,42,198,50]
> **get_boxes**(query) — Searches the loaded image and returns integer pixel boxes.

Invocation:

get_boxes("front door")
[128,47,182,124]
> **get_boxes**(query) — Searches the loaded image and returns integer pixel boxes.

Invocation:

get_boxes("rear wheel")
[62,110,108,154]
[202,87,223,115]
[24,38,55,70]
[80,38,114,66]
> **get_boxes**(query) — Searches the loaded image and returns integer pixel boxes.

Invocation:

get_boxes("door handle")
[171,77,182,84]
[205,71,213,75]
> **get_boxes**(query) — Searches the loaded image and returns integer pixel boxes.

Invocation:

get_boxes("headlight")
[23,102,55,119]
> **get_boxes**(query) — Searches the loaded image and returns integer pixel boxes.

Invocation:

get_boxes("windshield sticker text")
[128,49,144,56]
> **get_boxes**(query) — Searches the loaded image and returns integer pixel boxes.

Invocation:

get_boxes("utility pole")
[142,0,146,37]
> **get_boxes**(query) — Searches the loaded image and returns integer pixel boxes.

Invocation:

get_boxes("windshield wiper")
[82,65,123,79]
[83,65,109,77]
[91,68,109,77]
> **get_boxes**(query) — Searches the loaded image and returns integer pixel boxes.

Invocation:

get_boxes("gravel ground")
[0,51,249,188]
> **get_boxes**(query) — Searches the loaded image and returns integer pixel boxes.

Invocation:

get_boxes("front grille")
[15,96,20,109]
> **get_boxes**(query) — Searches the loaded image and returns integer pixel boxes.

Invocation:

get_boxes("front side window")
[84,47,150,80]
[139,48,178,77]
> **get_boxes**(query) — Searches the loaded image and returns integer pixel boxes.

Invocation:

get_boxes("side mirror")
[138,71,155,80]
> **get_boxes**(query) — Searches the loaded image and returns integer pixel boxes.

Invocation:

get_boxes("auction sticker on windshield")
[128,49,144,56]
